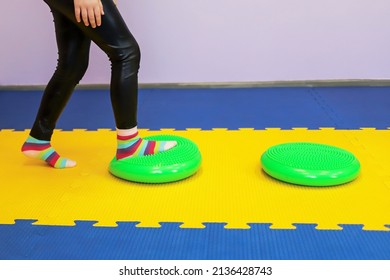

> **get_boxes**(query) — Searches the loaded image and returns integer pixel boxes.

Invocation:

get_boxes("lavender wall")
[1,0,390,86]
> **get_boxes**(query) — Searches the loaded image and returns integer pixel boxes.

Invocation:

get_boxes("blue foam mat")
[2,86,390,130]
[0,221,389,260]
[0,87,336,130]
[312,87,390,129]
[137,87,335,130]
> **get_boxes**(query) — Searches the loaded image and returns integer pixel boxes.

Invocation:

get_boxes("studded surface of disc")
[261,142,361,186]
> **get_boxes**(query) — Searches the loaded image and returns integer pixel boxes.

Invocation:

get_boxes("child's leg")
[42,0,176,161]
[25,0,176,168]
[22,7,91,168]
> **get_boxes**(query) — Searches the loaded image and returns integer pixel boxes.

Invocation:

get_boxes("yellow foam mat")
[1,128,389,230]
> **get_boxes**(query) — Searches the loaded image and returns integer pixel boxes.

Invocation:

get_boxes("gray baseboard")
[2,79,390,91]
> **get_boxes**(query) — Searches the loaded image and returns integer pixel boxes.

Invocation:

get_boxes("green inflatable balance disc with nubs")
[109,135,202,183]
[261,142,361,187]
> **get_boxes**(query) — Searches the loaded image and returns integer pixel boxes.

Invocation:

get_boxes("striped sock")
[21,136,76,168]
[116,128,177,160]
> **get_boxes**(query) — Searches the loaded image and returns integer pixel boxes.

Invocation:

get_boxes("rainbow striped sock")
[21,136,76,168]
[116,129,177,160]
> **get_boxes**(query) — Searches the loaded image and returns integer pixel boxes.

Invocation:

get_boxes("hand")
[74,0,104,28]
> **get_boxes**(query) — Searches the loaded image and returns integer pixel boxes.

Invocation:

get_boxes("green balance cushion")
[109,135,201,183]
[261,142,360,186]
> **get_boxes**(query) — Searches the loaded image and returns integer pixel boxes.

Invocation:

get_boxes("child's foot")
[21,136,76,168]
[116,128,177,160]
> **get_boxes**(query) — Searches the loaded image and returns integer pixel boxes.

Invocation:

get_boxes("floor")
[0,86,389,260]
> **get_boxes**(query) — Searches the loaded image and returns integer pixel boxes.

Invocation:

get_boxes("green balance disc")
[109,135,201,183]
[261,142,360,186]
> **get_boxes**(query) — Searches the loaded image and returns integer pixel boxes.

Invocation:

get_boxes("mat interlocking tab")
[1,128,390,231]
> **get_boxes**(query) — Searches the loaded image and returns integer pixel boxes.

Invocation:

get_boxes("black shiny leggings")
[31,0,141,140]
